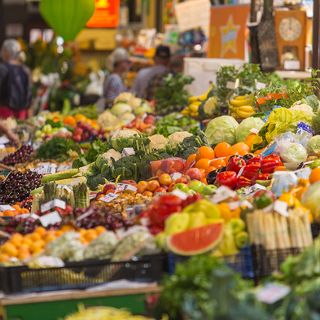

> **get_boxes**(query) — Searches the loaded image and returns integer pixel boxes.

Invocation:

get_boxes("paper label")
[19,213,40,220]
[212,186,237,203]
[256,81,266,90]
[171,189,188,200]
[256,283,290,304]
[57,164,72,172]
[284,60,300,70]
[226,81,236,89]
[0,205,15,211]
[41,199,66,213]
[0,144,5,149]
[0,136,10,144]
[39,211,62,227]
[245,184,266,196]
[121,148,135,157]
[116,183,137,193]
[274,200,288,217]
[32,163,57,175]
[100,193,118,203]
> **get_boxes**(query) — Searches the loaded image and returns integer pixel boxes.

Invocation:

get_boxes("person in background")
[0,121,19,145]
[0,39,32,119]
[132,45,171,99]
[103,47,131,106]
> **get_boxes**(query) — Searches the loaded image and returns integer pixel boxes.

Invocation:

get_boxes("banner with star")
[208,4,250,59]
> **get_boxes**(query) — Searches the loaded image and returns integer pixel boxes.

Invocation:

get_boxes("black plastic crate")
[168,246,254,279]
[0,253,168,294]
[252,245,302,281]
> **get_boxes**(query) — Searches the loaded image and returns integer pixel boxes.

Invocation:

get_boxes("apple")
[185,168,202,180]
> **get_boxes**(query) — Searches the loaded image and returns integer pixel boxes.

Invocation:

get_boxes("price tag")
[39,211,62,227]
[41,199,66,213]
[0,144,5,149]
[256,81,266,90]
[171,189,188,200]
[32,163,57,175]
[19,213,40,220]
[274,200,288,217]
[245,184,266,196]
[284,60,300,70]
[0,205,15,211]
[0,136,10,144]
[212,186,237,203]
[100,193,118,203]
[116,183,137,193]
[121,148,135,157]
[256,283,290,304]
[57,164,72,172]
[226,81,236,89]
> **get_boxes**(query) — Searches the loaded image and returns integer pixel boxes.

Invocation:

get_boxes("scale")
[275,9,307,70]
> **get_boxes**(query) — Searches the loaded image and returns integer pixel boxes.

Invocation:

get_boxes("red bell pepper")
[242,162,261,180]
[236,176,252,189]
[261,155,282,173]
[216,171,238,189]
[256,172,270,180]
[247,155,262,164]
[227,156,246,173]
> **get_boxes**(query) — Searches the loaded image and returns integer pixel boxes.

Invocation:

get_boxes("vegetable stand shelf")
[0,285,160,320]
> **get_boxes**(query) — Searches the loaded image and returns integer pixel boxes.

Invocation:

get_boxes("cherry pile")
[1,145,33,165]
[74,206,133,230]
[73,122,105,143]
[4,216,38,234]
[0,170,42,204]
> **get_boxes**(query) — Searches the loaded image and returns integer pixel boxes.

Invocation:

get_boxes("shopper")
[0,39,32,119]
[0,121,19,145]
[132,45,171,99]
[103,47,131,105]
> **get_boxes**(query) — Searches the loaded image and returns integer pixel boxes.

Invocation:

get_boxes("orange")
[61,225,74,232]
[22,237,33,246]
[44,234,56,243]
[196,146,215,160]
[30,241,44,253]
[186,153,197,166]
[195,158,211,170]
[210,158,226,169]
[229,142,250,156]
[30,233,41,241]
[84,230,98,242]
[35,227,46,236]
[205,166,217,175]
[63,116,76,127]
[0,254,9,263]
[95,226,106,235]
[310,168,320,184]
[18,251,31,261]
[10,233,23,246]
[2,242,18,257]
[214,142,231,158]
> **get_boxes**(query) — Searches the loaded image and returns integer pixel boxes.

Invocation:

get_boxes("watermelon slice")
[167,222,224,256]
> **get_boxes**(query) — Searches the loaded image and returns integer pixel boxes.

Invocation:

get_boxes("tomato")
[159,173,172,186]
[214,142,231,157]
[147,180,160,191]
[137,181,148,193]
[196,146,215,160]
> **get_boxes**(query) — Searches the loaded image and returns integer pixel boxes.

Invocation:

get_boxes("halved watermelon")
[167,222,224,256]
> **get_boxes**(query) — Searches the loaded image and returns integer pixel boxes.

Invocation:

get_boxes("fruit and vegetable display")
[3,63,320,319]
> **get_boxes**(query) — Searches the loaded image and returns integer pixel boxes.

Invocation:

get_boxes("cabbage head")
[111,102,132,116]
[280,142,307,164]
[307,135,320,155]
[236,117,264,142]
[205,116,239,145]
[302,181,320,217]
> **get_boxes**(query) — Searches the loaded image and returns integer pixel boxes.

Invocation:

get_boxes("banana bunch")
[229,94,255,119]
[182,88,213,118]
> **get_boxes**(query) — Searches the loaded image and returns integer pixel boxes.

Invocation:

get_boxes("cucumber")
[41,169,79,184]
